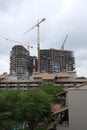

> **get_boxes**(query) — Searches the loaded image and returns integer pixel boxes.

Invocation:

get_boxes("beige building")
[0,71,87,90]
[51,82,87,130]
[33,71,87,89]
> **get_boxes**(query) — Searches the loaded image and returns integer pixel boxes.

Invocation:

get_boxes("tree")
[40,81,64,103]
[0,90,21,129]
[0,82,63,130]
[0,90,52,130]
[40,81,63,95]
[17,89,52,130]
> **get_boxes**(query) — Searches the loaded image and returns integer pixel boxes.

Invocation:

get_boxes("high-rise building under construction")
[40,48,75,73]
[10,45,30,79]
[10,45,38,79]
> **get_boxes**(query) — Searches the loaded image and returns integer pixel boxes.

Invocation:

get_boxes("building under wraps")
[40,48,75,73]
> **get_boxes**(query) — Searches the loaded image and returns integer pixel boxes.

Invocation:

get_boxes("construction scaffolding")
[10,45,38,79]
[40,48,75,73]
[10,45,30,79]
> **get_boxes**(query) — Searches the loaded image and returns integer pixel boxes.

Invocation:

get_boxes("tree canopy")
[0,82,63,130]
[40,81,63,95]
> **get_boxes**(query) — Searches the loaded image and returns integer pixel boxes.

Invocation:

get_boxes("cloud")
[0,0,87,77]
[0,56,9,74]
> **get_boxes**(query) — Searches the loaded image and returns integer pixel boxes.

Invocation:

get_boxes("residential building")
[32,71,86,89]
[10,45,38,79]
[52,83,87,130]
[28,56,38,76]
[0,72,8,81]
[0,79,40,90]
[0,71,87,90]
[10,45,30,79]
[40,48,75,73]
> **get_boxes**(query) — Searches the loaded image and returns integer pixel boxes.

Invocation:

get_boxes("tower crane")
[3,37,33,51]
[23,18,46,72]
[61,34,68,50]
[60,34,68,72]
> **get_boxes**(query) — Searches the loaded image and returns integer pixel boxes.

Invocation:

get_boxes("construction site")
[3,18,75,79]
[10,45,75,79]
[40,48,75,73]
[10,45,38,79]
[0,18,86,90]
[10,45,30,79]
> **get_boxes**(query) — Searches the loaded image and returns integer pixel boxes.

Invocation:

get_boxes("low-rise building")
[0,79,40,90]
[0,72,9,81]
[51,83,87,130]
[33,71,87,89]
[0,71,87,90]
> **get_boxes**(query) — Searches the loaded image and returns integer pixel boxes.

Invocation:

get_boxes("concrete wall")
[56,89,87,130]
[78,84,87,89]
[68,89,87,130]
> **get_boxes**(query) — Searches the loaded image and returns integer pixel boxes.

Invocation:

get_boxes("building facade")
[40,49,75,73]
[52,84,87,130]
[10,45,30,79]
[28,56,38,76]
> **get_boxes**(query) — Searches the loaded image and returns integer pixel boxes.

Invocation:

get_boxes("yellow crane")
[3,37,33,51]
[60,34,68,72]
[23,18,46,72]
[61,34,68,50]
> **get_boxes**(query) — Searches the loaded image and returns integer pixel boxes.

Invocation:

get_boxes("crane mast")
[23,18,46,72]
[60,34,68,72]
[61,34,68,50]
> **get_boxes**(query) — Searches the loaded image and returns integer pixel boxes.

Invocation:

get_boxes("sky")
[0,0,87,77]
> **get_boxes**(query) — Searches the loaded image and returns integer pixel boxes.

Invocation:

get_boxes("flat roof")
[33,73,57,80]
[57,72,70,78]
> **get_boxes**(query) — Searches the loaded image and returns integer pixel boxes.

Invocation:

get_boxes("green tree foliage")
[17,89,52,130]
[0,82,63,130]
[0,90,21,129]
[40,81,64,103]
[40,81,63,95]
